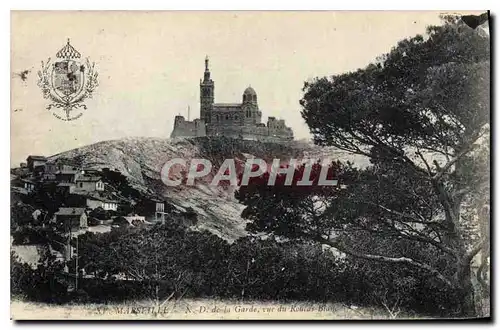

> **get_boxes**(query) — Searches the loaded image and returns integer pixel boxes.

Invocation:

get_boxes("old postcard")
[10,11,490,320]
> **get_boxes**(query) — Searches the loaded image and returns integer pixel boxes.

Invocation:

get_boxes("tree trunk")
[455,260,476,317]
[432,157,478,317]
[155,283,160,309]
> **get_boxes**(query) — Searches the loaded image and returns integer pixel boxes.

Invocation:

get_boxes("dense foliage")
[12,223,459,316]
[235,17,490,317]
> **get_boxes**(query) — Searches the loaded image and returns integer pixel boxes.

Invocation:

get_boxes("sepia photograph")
[9,10,491,320]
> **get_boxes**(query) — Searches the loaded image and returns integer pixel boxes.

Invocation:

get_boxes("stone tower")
[200,56,214,123]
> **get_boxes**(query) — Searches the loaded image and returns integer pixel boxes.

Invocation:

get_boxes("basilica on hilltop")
[170,57,294,142]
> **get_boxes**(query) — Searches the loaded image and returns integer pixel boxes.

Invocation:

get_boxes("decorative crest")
[37,39,99,121]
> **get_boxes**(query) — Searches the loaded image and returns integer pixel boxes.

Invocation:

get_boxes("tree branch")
[367,202,431,225]
[416,150,434,176]
[302,233,454,288]
[433,142,478,182]
[464,238,485,265]
[432,124,487,183]
[336,240,453,288]
[357,217,455,256]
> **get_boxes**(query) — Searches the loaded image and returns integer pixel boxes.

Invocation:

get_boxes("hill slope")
[49,137,370,241]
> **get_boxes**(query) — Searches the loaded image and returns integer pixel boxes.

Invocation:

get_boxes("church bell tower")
[200,56,214,123]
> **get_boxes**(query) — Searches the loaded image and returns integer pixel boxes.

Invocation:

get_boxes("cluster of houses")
[13,155,167,233]
[11,155,178,281]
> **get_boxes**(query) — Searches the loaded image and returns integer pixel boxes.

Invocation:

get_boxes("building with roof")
[56,182,76,194]
[170,57,294,142]
[26,155,47,171]
[55,170,78,183]
[85,196,118,211]
[44,161,58,174]
[54,207,88,230]
[57,164,79,172]
[21,178,36,193]
[74,175,105,193]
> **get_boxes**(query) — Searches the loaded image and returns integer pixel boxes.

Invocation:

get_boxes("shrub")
[89,207,107,220]
[11,252,68,303]
[13,222,461,315]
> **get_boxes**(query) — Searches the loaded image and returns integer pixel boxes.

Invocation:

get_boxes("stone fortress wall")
[171,116,206,138]
[207,117,293,142]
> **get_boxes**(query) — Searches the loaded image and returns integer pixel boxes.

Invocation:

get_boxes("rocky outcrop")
[46,137,369,241]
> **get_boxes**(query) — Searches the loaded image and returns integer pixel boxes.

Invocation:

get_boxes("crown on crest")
[56,39,81,59]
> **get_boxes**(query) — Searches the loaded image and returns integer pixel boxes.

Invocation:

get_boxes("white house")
[86,196,118,211]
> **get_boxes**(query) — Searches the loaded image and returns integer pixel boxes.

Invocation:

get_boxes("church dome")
[243,86,257,96]
[243,86,257,103]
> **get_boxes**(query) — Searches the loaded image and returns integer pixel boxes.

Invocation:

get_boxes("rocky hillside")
[48,137,370,241]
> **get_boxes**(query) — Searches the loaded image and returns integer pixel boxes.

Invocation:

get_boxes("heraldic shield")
[52,59,85,101]
[38,39,98,121]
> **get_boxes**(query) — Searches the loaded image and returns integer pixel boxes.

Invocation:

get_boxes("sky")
[10,11,480,166]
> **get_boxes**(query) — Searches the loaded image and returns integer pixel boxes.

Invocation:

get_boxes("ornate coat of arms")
[37,39,99,121]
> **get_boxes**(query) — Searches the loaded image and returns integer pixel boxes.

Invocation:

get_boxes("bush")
[12,222,461,316]
[11,202,36,229]
[89,207,117,220]
[11,252,68,303]
[89,207,107,220]
[87,217,101,226]
[182,207,198,222]
[112,216,129,226]
[11,226,65,246]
